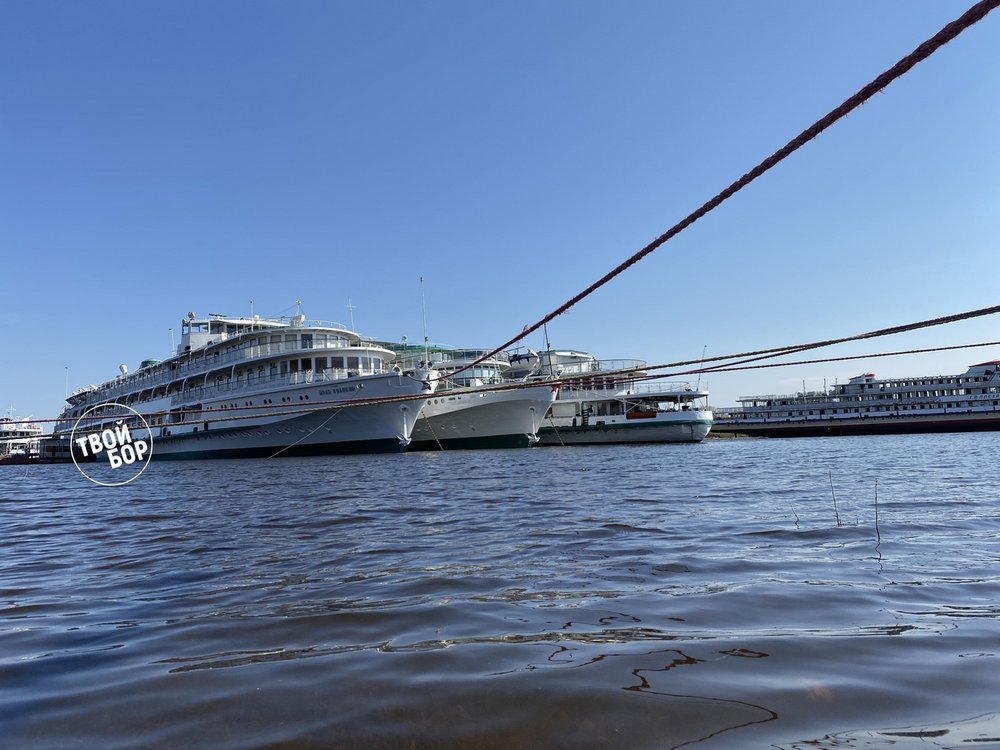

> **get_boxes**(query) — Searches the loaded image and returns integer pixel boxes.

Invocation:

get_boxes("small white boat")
[521,350,713,445]
[51,312,436,460]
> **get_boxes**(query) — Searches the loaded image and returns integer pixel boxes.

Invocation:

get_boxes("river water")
[2,433,999,749]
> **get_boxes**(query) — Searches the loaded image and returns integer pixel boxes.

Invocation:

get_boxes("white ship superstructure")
[0,415,43,459]
[517,349,713,445]
[51,313,435,460]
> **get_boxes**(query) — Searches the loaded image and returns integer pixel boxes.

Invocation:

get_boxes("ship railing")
[627,380,700,396]
[168,368,384,406]
[84,340,390,401]
[559,381,701,400]
[301,319,351,330]
[544,358,646,375]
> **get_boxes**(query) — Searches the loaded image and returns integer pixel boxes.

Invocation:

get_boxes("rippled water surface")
[2,433,999,748]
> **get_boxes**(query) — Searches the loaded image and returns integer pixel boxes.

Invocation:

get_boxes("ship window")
[331,356,344,369]
[289,359,299,373]
[302,358,312,371]
[301,334,313,349]
[348,356,359,370]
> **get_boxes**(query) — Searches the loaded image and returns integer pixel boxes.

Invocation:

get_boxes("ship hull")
[408,384,556,451]
[55,372,432,461]
[537,413,713,445]
[712,410,1000,438]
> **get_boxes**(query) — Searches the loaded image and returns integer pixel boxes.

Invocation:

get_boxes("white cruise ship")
[510,349,713,445]
[713,361,1000,437]
[50,312,436,460]
[387,345,557,450]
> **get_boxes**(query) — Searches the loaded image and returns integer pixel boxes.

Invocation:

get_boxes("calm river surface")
[2,434,999,749]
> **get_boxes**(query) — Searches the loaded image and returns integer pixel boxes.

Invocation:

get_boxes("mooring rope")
[445,0,1000,380]
[622,340,1000,385]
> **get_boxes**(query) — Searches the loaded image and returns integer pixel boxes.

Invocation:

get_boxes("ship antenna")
[420,276,430,365]
[346,298,356,331]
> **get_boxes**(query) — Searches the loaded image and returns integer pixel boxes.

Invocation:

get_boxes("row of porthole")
[188,423,340,441]
[277,395,312,403]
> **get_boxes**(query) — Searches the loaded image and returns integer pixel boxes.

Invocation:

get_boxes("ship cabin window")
[280,361,288,376]
[301,334,313,349]
[271,335,282,352]
[270,363,277,377]
[285,334,297,350]
[289,359,299,374]
[347,356,360,371]
[301,358,312,371]
[316,357,328,374]
[331,356,345,369]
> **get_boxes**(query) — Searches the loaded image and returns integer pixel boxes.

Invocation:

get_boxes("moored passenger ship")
[386,344,558,450]
[50,312,436,460]
[508,349,713,444]
[0,415,44,463]
[713,361,1000,437]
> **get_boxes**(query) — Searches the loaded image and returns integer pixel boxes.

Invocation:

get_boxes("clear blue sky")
[2,1,998,423]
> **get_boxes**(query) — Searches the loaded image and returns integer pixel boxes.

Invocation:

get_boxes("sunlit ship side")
[712,361,1000,437]
[511,349,713,445]
[49,313,435,460]
[388,345,558,450]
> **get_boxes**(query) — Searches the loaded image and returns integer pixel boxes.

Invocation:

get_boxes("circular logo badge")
[71,403,153,486]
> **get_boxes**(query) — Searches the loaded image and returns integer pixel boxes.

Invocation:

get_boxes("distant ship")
[0,414,43,464]
[388,345,557,450]
[508,349,713,445]
[712,361,1000,437]
[48,312,436,460]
